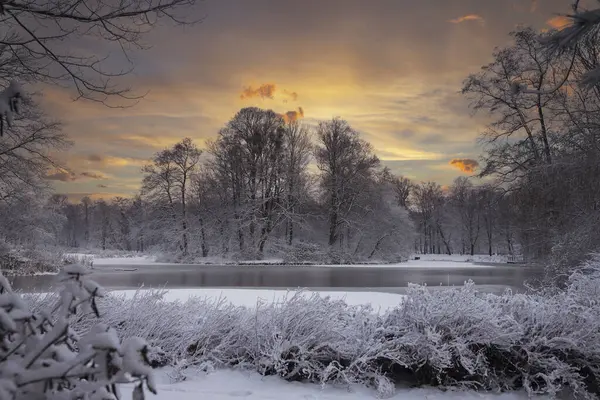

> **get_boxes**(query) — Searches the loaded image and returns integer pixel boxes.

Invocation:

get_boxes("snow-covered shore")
[77,254,502,269]
[121,368,546,400]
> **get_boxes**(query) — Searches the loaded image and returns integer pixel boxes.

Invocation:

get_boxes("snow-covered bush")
[63,254,94,268]
[0,246,64,276]
[0,265,157,399]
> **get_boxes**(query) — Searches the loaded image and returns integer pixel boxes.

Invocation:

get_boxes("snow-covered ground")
[412,254,509,263]
[121,368,545,400]
[328,259,495,268]
[112,288,405,311]
[85,255,498,268]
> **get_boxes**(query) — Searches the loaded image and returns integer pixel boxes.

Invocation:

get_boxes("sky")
[40,0,577,201]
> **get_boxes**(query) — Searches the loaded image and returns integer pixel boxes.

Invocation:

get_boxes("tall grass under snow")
[25,261,600,399]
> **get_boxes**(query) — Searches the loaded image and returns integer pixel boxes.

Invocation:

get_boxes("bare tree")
[190,171,213,258]
[142,138,201,256]
[81,196,91,246]
[412,182,451,255]
[0,101,68,204]
[450,177,481,256]
[478,185,501,257]
[94,199,111,251]
[314,118,379,248]
[462,28,561,181]
[392,174,413,208]
[282,120,312,245]
[209,108,287,257]
[0,0,202,104]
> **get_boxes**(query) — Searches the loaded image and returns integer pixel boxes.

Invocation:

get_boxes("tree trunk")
[199,216,209,257]
[328,201,338,246]
[258,233,267,255]
[470,243,475,256]
[287,219,293,246]
[83,203,89,246]
[437,225,452,255]
[181,219,188,256]
[368,233,391,259]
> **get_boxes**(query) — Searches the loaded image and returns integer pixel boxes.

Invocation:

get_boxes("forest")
[45,117,520,264]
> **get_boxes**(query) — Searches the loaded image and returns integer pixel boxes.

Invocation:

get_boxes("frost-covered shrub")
[63,254,94,268]
[0,265,157,400]
[549,212,600,283]
[0,246,64,276]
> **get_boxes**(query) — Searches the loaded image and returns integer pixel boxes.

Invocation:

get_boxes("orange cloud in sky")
[240,83,277,99]
[281,107,305,122]
[450,158,479,173]
[547,16,571,29]
[86,154,147,167]
[449,14,485,25]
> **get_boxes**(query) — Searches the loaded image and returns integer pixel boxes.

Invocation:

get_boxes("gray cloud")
[87,154,104,162]
[80,171,107,180]
[45,170,77,182]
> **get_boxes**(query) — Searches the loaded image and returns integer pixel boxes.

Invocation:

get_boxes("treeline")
[51,111,414,263]
[409,178,516,257]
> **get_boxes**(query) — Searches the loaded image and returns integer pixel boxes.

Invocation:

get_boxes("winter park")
[4,0,600,399]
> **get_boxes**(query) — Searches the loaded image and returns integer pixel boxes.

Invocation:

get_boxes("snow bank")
[90,256,495,269]
[93,256,158,265]
[114,288,405,311]
[121,368,546,400]
[412,254,509,263]
[65,251,506,268]
[335,260,496,268]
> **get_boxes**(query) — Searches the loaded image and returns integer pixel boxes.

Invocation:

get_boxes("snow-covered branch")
[0,264,158,399]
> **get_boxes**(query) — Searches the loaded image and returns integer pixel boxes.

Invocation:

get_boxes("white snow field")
[121,368,546,400]
[113,288,405,311]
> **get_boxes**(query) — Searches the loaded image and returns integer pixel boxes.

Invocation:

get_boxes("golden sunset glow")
[546,15,571,29]
[41,0,573,200]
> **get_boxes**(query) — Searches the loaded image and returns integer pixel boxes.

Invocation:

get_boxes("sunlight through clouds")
[40,0,573,198]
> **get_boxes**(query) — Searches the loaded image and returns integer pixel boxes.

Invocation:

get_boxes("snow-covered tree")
[141,138,202,257]
[314,118,380,249]
[0,265,157,399]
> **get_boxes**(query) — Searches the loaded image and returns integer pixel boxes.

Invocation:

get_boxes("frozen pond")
[7,261,542,295]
